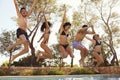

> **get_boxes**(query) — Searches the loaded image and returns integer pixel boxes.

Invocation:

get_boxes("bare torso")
[74,30,87,42]
[94,46,101,52]
[17,17,27,31]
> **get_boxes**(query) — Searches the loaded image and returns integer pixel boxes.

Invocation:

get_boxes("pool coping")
[1,74,120,78]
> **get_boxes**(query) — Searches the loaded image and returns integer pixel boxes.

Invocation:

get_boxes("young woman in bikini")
[36,10,52,62]
[85,34,104,72]
[59,8,74,60]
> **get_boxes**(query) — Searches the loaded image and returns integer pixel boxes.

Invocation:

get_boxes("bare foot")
[94,68,100,74]
[36,50,44,55]
[79,60,83,67]
[36,56,40,62]
[36,50,43,62]
[79,60,86,67]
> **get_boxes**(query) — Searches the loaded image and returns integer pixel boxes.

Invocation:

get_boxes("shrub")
[0,69,6,76]
[48,69,64,75]
[10,71,20,75]
[69,68,94,75]
[20,69,33,76]
[33,70,47,75]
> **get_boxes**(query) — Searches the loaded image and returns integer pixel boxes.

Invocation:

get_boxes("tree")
[91,0,120,65]
[0,30,21,69]
[71,0,120,66]
[0,30,19,54]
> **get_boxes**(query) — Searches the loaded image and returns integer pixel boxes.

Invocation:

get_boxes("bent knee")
[99,60,104,65]
[41,42,45,46]
[61,54,68,58]
[22,39,28,44]
[48,52,52,57]
[101,60,104,64]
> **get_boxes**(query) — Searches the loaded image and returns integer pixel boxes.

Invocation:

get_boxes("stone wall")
[0,66,120,75]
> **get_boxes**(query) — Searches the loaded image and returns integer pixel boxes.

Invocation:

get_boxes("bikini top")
[60,31,69,37]
[44,30,51,34]
[47,30,51,34]
[94,40,101,46]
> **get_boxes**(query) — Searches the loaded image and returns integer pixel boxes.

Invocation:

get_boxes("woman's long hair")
[63,22,71,29]
[41,21,52,32]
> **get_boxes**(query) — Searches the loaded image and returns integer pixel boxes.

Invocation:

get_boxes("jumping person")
[85,34,104,73]
[6,0,37,62]
[36,10,52,62]
[59,8,74,60]
[72,24,95,67]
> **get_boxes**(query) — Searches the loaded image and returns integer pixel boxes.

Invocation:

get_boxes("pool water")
[0,75,120,80]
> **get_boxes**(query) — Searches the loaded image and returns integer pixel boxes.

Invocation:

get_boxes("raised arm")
[37,34,44,43]
[80,26,90,32]
[59,8,66,33]
[27,0,37,17]
[14,0,21,17]
[86,24,95,34]
[91,24,95,34]
[85,36,96,46]
[42,10,50,29]
[85,36,94,42]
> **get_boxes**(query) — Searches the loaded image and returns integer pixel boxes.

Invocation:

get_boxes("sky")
[0,0,17,32]
[0,0,120,66]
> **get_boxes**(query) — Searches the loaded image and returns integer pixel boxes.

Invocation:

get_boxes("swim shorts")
[72,41,86,49]
[16,28,28,40]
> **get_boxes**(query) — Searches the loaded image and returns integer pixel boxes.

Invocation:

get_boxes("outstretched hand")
[37,40,40,43]
[39,8,44,13]
[89,22,94,28]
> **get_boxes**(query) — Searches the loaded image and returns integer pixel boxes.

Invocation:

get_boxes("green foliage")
[0,69,6,76]
[48,69,64,75]
[10,71,20,76]
[20,69,34,76]
[0,30,18,55]
[33,70,47,75]
[73,64,79,68]
[12,55,40,67]
[1,61,9,67]
[69,68,94,75]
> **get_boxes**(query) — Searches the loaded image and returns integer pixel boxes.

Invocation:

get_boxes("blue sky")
[0,0,17,32]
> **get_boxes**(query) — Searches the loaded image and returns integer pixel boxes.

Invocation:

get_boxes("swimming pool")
[0,75,120,80]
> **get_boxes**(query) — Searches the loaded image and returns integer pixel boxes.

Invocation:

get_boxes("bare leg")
[79,49,86,67]
[59,45,68,58]
[66,46,74,58]
[10,35,29,62]
[76,46,86,67]
[6,35,28,51]
[93,52,104,67]
[92,52,104,73]
[36,43,52,61]
[11,43,29,61]
[84,48,89,58]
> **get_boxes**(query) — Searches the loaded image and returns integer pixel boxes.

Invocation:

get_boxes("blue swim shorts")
[72,41,86,49]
